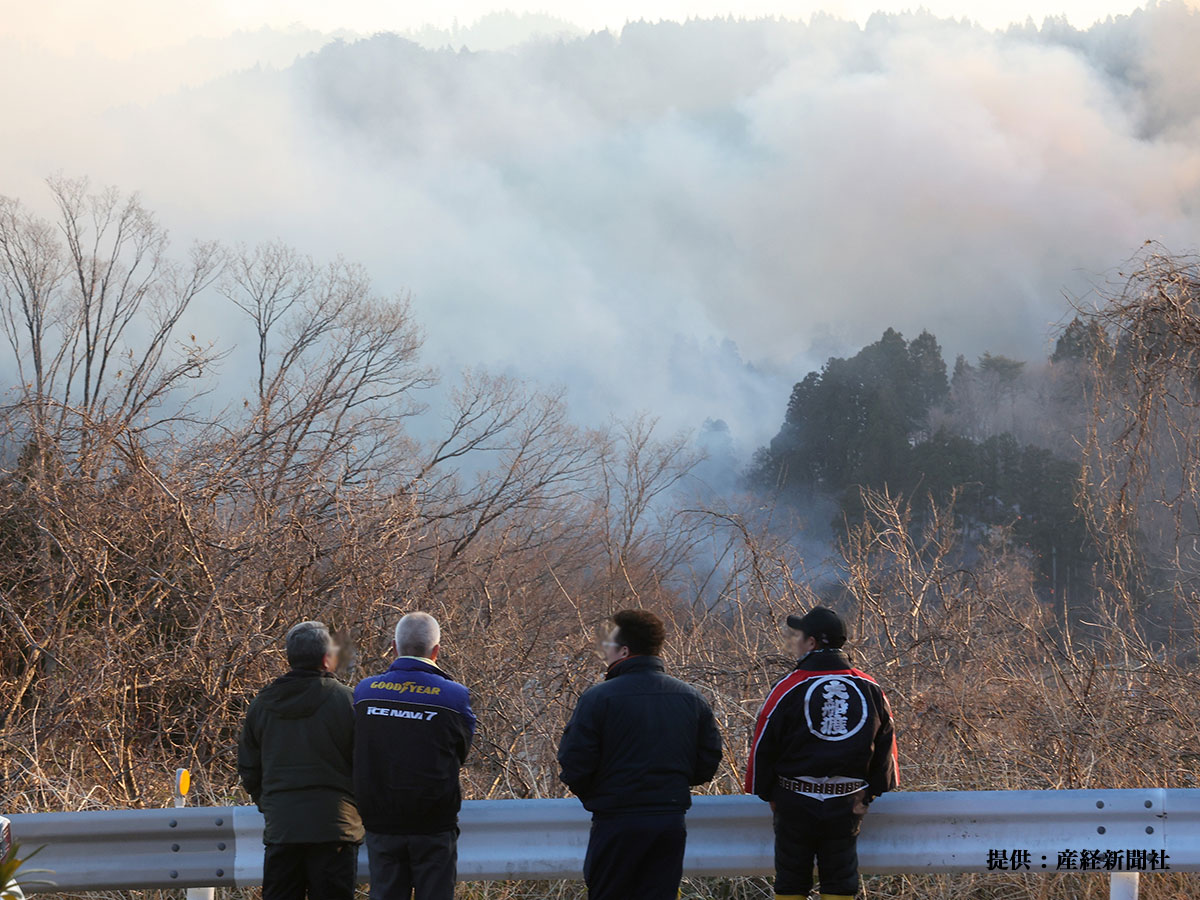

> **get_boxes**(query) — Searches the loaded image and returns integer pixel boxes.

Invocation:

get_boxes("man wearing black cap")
[745,606,897,900]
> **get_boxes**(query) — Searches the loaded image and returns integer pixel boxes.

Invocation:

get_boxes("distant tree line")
[747,326,1099,604]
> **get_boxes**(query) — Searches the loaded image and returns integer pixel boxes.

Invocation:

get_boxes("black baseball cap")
[786,606,847,648]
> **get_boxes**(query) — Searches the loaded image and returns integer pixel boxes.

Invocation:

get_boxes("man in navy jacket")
[354,612,476,900]
[558,609,723,900]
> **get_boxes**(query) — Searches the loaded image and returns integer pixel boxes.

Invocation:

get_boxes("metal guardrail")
[6,790,1198,895]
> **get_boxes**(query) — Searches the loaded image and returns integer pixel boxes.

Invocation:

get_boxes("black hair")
[612,609,665,656]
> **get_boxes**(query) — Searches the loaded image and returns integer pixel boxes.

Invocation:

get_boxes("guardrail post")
[1109,872,1138,900]
[173,769,216,900]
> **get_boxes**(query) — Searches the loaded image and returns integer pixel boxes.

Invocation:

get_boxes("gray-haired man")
[354,612,476,900]
[239,621,363,900]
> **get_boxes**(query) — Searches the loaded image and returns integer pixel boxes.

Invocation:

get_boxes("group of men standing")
[239,613,472,900]
[238,606,897,900]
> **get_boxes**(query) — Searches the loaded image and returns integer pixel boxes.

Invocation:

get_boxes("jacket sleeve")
[690,696,723,785]
[337,683,356,770]
[744,692,783,801]
[458,688,477,764]
[866,687,899,800]
[237,700,263,806]
[557,690,601,799]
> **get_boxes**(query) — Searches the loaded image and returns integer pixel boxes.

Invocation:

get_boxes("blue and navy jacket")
[353,657,476,834]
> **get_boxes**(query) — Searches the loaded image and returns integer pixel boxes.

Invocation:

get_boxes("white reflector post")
[1110,872,1139,900]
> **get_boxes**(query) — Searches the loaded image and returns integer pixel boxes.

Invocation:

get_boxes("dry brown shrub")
[3,189,1198,898]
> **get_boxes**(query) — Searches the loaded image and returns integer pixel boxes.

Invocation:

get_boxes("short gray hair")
[286,620,334,669]
[395,612,440,658]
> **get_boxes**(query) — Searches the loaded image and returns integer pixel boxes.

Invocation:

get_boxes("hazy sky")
[3,1,1200,453]
[4,0,1178,54]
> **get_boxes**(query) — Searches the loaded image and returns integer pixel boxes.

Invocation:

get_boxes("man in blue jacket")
[354,612,476,900]
[558,609,723,900]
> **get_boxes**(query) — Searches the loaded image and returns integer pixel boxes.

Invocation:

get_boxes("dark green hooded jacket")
[238,669,364,844]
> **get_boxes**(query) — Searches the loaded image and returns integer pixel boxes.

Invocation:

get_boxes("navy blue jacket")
[353,658,476,834]
[558,655,723,817]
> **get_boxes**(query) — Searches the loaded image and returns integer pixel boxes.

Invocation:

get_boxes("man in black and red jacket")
[745,606,898,900]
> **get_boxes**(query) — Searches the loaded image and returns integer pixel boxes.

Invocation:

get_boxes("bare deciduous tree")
[7,186,1200,900]
[1076,248,1200,652]
[1,177,222,458]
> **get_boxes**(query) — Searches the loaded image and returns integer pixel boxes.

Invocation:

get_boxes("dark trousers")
[262,841,358,900]
[583,813,687,900]
[365,829,457,900]
[772,793,864,897]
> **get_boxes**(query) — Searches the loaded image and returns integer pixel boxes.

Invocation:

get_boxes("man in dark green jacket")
[239,620,364,900]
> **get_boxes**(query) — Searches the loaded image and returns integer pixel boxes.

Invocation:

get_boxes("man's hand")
[852,796,870,816]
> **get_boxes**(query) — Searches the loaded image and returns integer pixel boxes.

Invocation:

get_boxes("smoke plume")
[3,3,1200,451]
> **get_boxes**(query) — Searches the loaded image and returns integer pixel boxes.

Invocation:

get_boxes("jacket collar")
[388,656,448,678]
[797,648,851,671]
[605,654,665,680]
[283,667,332,680]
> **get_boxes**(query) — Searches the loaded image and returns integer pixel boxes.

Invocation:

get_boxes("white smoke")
[3,4,1200,449]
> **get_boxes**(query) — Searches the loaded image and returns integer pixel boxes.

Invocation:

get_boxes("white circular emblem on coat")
[803,675,867,741]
